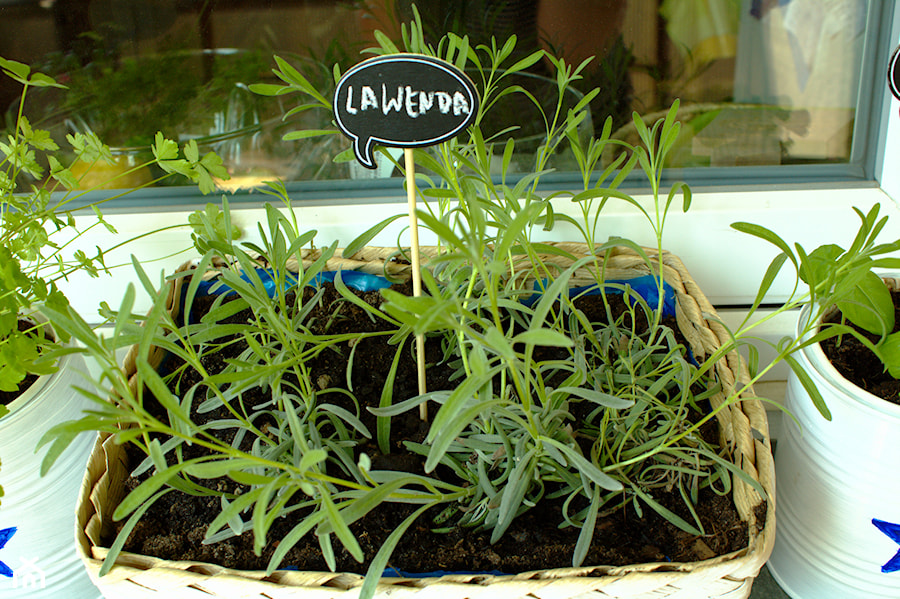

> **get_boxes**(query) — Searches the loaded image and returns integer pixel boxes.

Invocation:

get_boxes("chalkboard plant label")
[333,54,480,169]
[889,44,900,101]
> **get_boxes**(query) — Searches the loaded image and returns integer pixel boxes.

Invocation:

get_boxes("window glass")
[0,0,888,193]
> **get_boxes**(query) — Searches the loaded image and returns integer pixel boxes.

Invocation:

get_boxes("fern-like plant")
[0,56,227,505]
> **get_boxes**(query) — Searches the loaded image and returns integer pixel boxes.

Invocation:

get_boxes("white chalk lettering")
[361,86,378,111]
[345,86,357,114]
[419,91,434,114]
[436,92,452,113]
[405,86,418,117]
[453,92,470,116]
[344,84,470,118]
[382,84,404,115]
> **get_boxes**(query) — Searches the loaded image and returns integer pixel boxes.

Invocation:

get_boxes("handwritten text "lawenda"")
[344,85,472,118]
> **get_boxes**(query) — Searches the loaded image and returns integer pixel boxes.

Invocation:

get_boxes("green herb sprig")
[0,55,227,505]
[733,203,900,418]
[0,56,228,393]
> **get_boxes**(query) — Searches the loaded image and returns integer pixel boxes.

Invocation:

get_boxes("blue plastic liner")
[194,269,674,316]
[522,275,676,318]
[382,567,508,578]
[194,268,392,298]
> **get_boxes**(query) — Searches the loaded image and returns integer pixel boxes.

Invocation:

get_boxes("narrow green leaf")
[783,353,832,420]
[137,361,192,427]
[298,449,329,472]
[573,485,600,567]
[266,511,326,574]
[502,49,545,76]
[426,394,502,472]
[358,503,433,599]
[540,437,623,491]
[100,489,172,576]
[204,487,263,541]
[248,83,287,96]
[376,342,406,454]
[112,284,136,341]
[252,476,285,553]
[369,391,438,417]
[283,129,336,141]
[344,215,405,259]
[631,485,700,535]
[492,448,536,543]
[554,386,634,409]
[746,252,788,315]
[112,463,186,520]
[319,491,363,562]
[511,328,574,348]
[183,458,258,479]
[731,222,798,269]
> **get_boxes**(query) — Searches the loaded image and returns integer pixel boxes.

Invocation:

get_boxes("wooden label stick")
[333,53,480,422]
[404,148,428,419]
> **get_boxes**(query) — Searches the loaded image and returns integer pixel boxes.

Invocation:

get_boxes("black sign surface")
[890,45,900,101]
[333,54,480,169]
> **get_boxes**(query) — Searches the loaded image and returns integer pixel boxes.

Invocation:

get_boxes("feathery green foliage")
[0,56,226,507]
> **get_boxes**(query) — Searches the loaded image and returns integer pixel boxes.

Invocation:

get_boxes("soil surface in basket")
[820,290,900,405]
[119,281,760,574]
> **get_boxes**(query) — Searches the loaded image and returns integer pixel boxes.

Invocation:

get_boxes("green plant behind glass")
[32,49,273,149]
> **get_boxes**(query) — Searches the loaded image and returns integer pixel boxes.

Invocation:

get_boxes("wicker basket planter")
[75,243,775,599]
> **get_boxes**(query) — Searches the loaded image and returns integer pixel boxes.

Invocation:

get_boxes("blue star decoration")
[0,526,16,578]
[873,519,900,573]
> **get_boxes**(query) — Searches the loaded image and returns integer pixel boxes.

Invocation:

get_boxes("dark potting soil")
[0,373,37,406]
[0,319,45,405]
[118,281,757,574]
[820,289,900,405]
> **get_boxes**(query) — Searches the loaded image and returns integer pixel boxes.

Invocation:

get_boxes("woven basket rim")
[77,242,776,598]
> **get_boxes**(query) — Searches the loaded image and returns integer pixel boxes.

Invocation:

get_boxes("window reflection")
[0,0,872,190]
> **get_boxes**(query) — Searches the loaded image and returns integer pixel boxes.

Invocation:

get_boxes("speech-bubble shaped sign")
[890,45,900,101]
[333,54,480,169]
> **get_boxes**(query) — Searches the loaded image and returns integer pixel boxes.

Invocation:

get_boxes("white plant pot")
[768,308,900,598]
[0,351,100,598]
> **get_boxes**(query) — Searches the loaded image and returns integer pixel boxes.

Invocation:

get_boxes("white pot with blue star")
[0,350,100,598]
[767,305,900,599]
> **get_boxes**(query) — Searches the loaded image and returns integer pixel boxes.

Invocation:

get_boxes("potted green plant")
[41,19,779,599]
[0,56,227,598]
[732,204,900,598]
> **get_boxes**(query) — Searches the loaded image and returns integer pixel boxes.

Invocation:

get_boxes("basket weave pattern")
[78,244,775,599]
